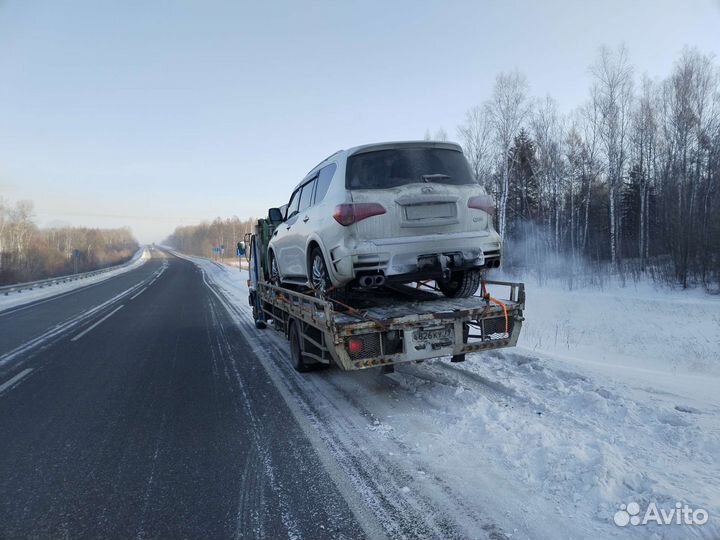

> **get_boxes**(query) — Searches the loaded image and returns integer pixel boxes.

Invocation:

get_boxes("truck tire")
[288,319,311,372]
[309,247,346,302]
[438,270,482,298]
[252,301,266,329]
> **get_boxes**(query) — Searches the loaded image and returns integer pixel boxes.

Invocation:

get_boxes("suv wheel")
[438,270,482,298]
[269,251,281,285]
[309,247,345,301]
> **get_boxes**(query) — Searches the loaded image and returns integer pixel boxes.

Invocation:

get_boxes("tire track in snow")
[203,273,510,540]
[206,297,303,540]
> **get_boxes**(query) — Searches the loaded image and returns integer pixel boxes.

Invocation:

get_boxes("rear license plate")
[413,325,454,344]
[405,203,455,220]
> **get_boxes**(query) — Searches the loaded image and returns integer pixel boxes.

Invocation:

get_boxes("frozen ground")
[179,251,720,540]
[0,248,150,313]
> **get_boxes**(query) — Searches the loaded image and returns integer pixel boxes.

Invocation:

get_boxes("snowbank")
[0,247,150,313]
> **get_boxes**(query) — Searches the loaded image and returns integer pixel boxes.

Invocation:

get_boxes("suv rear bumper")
[328,230,502,283]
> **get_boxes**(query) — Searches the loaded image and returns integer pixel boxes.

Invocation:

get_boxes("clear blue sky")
[1,0,718,243]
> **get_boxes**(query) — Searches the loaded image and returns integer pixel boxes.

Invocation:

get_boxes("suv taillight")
[467,195,496,215]
[333,203,386,226]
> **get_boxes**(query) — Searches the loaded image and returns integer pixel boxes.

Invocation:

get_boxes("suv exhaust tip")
[358,274,386,288]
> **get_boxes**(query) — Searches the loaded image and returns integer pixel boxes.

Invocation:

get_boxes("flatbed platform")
[255,278,524,370]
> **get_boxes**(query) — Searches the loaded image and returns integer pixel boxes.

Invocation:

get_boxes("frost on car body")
[268,141,501,298]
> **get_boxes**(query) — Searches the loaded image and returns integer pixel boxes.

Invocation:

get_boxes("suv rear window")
[346,147,476,189]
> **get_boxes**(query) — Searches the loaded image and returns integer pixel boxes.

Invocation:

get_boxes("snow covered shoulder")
[187,252,719,540]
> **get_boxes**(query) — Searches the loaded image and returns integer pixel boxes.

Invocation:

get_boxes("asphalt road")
[0,250,365,540]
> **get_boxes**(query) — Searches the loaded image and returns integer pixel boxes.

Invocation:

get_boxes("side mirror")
[268,207,284,223]
[236,241,246,257]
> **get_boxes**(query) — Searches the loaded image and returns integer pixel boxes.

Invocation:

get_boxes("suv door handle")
[285,225,291,230]
[302,216,309,223]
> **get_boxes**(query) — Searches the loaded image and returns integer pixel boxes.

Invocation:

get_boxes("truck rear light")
[467,195,496,216]
[346,338,364,355]
[333,203,386,226]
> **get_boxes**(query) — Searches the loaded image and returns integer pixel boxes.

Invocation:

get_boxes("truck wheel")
[309,247,346,301]
[252,301,266,329]
[438,270,481,298]
[288,320,311,372]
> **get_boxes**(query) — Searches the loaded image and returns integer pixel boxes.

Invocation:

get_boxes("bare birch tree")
[631,75,659,268]
[488,70,530,241]
[457,106,494,186]
[591,44,634,264]
[532,96,565,251]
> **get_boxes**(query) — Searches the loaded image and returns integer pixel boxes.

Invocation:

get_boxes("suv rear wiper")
[421,174,452,183]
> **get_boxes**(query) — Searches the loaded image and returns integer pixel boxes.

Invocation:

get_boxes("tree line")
[165,216,256,259]
[169,45,719,290]
[445,45,719,289]
[0,199,139,285]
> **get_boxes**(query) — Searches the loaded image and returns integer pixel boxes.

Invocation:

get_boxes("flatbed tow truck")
[245,217,525,372]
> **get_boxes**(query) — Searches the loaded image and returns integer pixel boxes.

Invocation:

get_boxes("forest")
[171,45,720,290]
[0,200,139,285]
[448,45,719,289]
[164,216,257,260]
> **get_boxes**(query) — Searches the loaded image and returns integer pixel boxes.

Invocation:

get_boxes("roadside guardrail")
[0,248,148,296]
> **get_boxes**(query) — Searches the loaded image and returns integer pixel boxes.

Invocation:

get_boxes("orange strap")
[480,279,509,336]
[488,296,509,335]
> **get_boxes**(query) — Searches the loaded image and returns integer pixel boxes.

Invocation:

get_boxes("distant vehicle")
[267,141,501,298]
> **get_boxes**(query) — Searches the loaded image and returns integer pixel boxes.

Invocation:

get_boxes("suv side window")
[298,177,317,213]
[314,163,337,204]
[285,189,300,221]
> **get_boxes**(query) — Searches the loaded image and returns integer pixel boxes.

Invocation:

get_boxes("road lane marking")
[0,283,144,368]
[130,287,148,300]
[70,305,124,342]
[0,368,33,395]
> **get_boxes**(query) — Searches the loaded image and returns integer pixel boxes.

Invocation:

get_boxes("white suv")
[267,141,501,298]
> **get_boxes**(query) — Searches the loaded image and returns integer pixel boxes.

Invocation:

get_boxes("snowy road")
[1,247,718,539]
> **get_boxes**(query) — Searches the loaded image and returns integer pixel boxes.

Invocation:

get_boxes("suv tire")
[438,269,481,298]
[309,247,346,302]
[268,250,281,285]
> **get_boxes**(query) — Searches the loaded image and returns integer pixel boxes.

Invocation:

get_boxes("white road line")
[70,305,124,342]
[130,287,148,300]
[0,283,143,369]
[0,368,34,395]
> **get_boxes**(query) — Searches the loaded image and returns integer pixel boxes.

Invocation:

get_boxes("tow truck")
[244,216,525,372]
